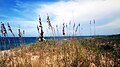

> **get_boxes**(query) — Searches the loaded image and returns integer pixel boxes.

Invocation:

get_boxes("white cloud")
[35,0,120,36]
[97,18,120,29]
[36,0,120,22]
[3,0,120,37]
[95,18,120,35]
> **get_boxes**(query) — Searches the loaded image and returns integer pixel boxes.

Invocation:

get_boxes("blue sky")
[0,0,120,37]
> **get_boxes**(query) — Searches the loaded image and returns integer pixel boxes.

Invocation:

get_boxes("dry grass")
[0,37,119,67]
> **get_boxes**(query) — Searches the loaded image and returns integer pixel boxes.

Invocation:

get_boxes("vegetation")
[0,37,119,67]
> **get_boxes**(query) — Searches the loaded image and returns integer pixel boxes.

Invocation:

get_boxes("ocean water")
[0,37,37,50]
[0,36,92,50]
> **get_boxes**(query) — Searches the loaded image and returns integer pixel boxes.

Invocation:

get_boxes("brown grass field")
[0,37,120,67]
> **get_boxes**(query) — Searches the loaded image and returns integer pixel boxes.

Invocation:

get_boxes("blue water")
[0,36,94,50]
[0,37,37,50]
